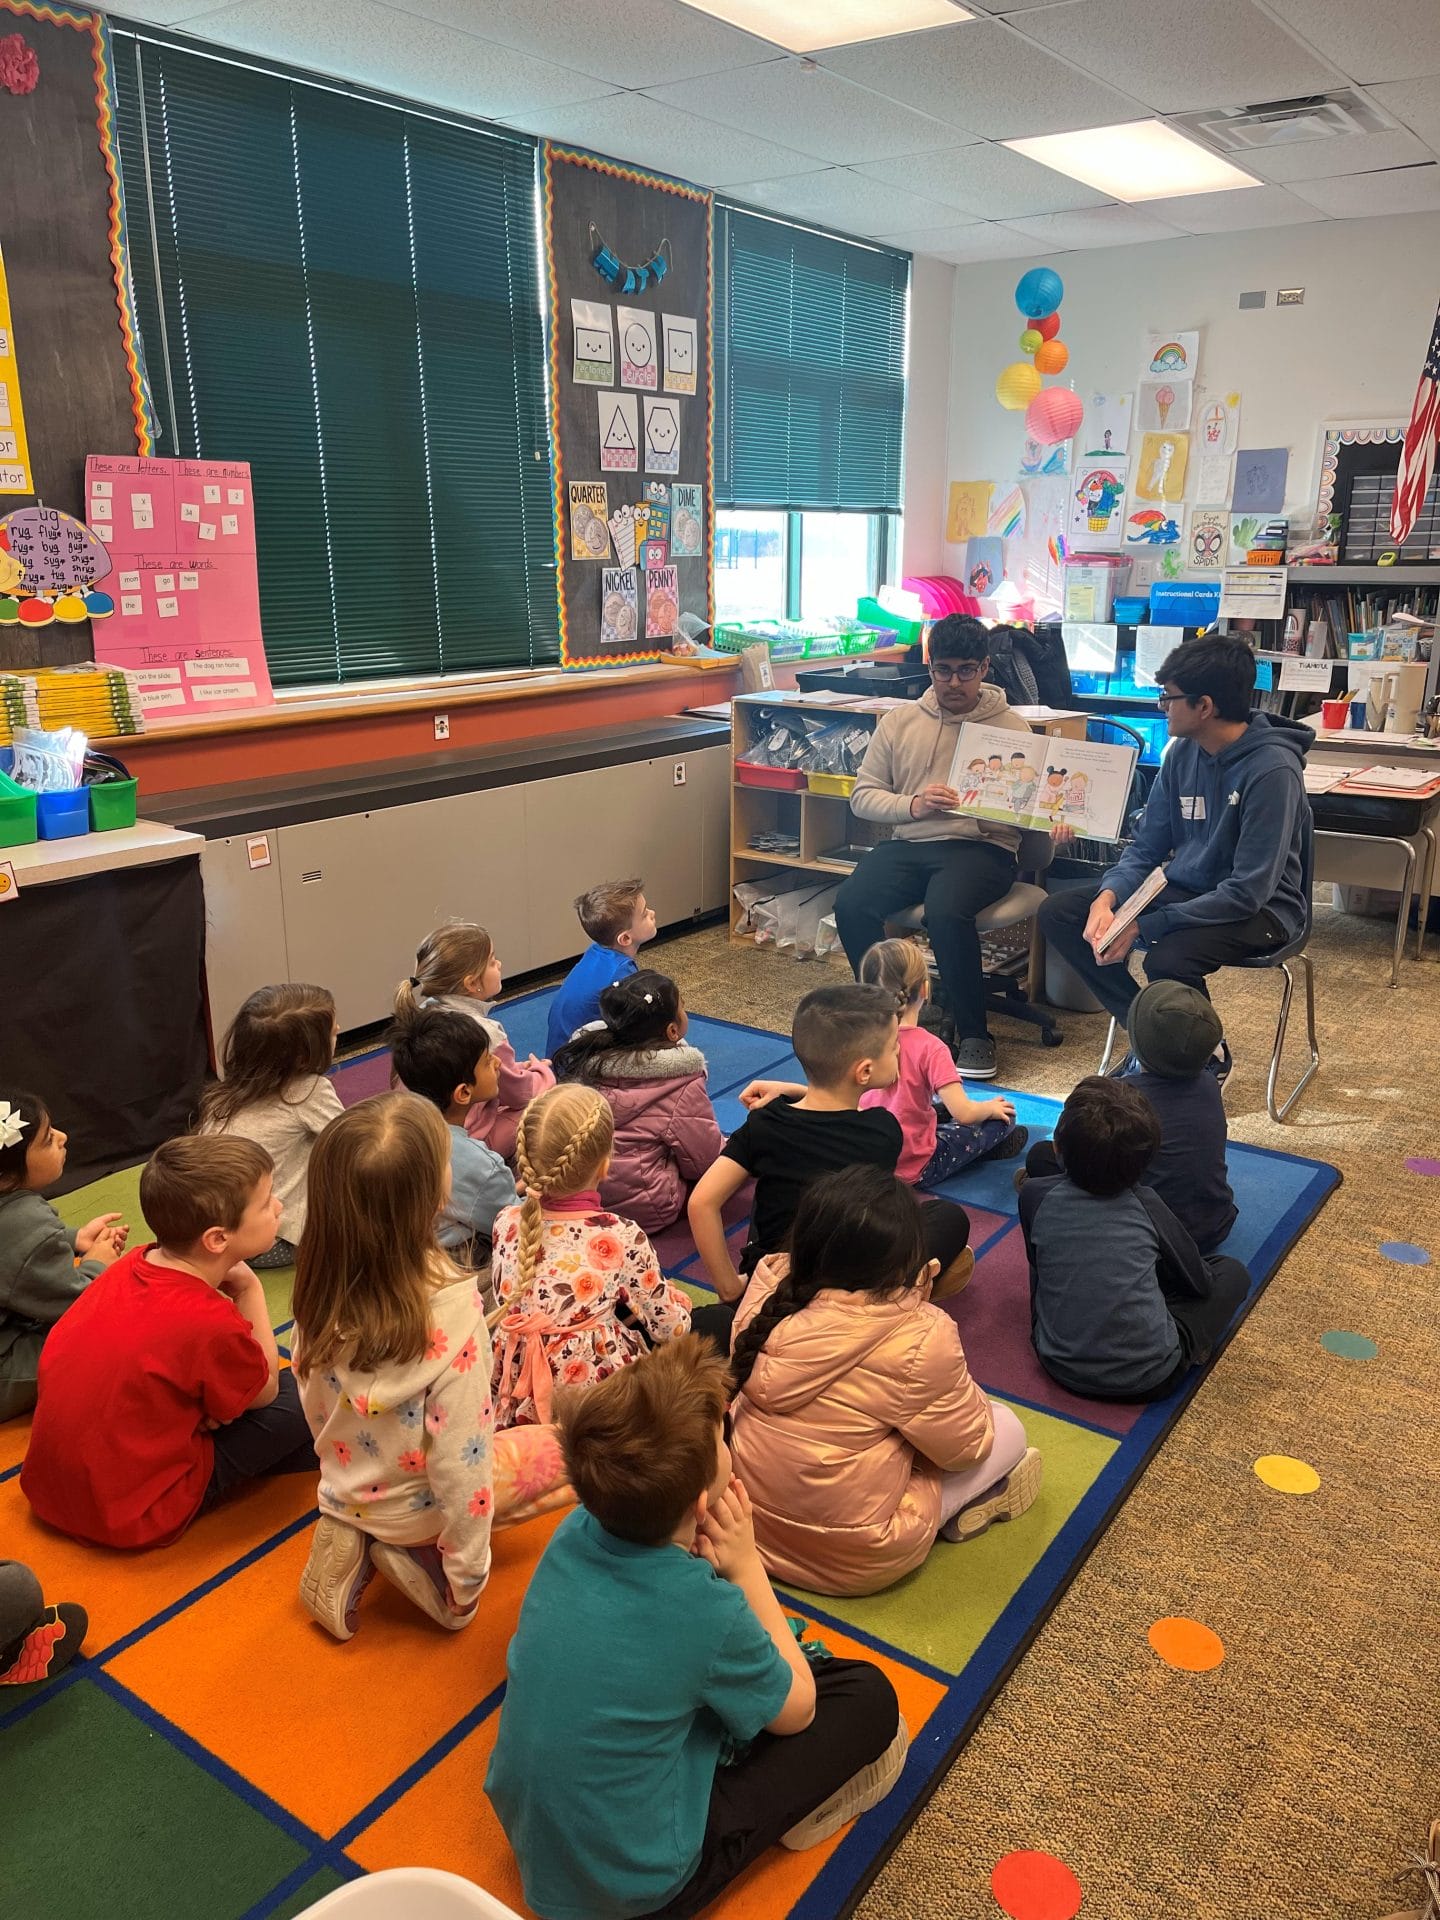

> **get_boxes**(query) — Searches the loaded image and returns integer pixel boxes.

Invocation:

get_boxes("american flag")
[1391,295,1440,549]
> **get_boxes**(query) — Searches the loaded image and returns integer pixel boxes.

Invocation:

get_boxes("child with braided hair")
[727,1166,1042,1598]
[491,1085,692,1430]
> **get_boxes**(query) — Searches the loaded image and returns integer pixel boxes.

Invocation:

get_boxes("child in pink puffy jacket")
[552,972,723,1235]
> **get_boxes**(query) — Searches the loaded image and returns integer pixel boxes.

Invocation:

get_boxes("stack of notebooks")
[0,665,147,746]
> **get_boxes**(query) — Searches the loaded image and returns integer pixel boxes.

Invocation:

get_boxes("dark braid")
[729,1165,929,1396]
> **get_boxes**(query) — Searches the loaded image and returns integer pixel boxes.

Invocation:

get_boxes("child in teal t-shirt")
[485,1335,905,1920]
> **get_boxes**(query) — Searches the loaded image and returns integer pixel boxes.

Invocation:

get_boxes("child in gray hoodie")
[0,1091,129,1421]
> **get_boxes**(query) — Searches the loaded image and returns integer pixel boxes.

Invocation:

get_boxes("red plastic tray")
[735,761,808,791]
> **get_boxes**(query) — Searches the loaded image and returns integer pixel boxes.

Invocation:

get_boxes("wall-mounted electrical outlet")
[673,761,687,786]
[434,714,450,741]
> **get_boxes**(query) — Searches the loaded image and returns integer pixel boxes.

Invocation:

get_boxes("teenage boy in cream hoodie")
[835,616,1030,1080]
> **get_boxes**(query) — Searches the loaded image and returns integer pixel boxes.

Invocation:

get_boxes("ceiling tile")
[921,223,1065,263]
[1016,0,1341,112]
[500,89,824,185]
[190,0,618,118]
[1259,0,1440,85]
[1003,203,1187,248]
[727,168,963,237]
[1369,77,1440,152]
[816,19,1144,139]
[855,142,1111,216]
[874,219,990,249]
[1290,162,1440,216]
[105,0,240,21]
[1241,126,1432,183]
[647,58,961,163]
[1141,183,1328,231]
[390,0,779,89]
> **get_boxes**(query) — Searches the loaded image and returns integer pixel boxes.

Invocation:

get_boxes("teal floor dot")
[1321,1330,1378,1360]
[1380,1241,1431,1266]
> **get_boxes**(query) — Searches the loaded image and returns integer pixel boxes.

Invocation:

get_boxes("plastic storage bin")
[1063,555,1130,622]
[88,777,138,831]
[735,761,808,792]
[1113,595,1149,625]
[0,772,38,848]
[1149,581,1221,627]
[35,790,91,840]
[806,771,856,798]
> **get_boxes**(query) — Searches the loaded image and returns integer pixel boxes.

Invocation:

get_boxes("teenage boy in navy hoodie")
[1039,635,1309,1065]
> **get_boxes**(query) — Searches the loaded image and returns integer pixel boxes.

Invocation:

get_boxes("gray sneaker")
[955,1035,998,1079]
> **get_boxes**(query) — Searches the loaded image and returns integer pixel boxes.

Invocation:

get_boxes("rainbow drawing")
[1149,341,1190,374]
[987,484,1026,539]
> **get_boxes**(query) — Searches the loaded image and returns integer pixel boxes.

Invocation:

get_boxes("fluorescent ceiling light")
[674,0,970,55]
[1005,120,1261,202]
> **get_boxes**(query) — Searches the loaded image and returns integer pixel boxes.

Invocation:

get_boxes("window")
[714,509,898,623]
[110,34,558,689]
[714,511,787,621]
[714,204,909,516]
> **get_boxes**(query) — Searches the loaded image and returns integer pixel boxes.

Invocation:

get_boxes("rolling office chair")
[1096,805,1320,1123]
[884,828,1064,1049]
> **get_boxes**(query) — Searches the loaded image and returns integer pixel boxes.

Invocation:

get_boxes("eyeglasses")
[929,661,985,684]
[1155,691,1191,708]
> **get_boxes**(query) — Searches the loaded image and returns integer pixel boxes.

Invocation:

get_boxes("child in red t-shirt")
[21,1135,315,1549]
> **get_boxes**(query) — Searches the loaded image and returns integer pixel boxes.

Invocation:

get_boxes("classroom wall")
[902,253,956,579]
[943,210,1440,583]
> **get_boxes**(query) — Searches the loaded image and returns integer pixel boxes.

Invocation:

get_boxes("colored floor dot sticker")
[1147,1616,1226,1672]
[1404,1157,1440,1177]
[991,1849,1083,1920]
[1253,1454,1321,1495]
[1321,1330,1378,1361]
[1380,1241,1431,1266]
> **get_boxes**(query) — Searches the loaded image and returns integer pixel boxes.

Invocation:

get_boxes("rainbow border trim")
[0,0,153,453]
[541,143,714,670]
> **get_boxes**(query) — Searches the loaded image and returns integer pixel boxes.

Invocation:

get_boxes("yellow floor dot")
[1253,1453,1320,1494]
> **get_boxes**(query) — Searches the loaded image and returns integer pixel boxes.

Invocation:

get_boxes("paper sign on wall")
[1142,331,1199,380]
[600,567,639,648]
[963,537,1003,597]
[946,481,992,542]
[1125,504,1183,548]
[568,481,611,559]
[644,564,679,640]
[643,396,680,475]
[1231,447,1288,515]
[1189,508,1227,571]
[671,483,704,557]
[1137,378,1192,434]
[1081,393,1132,458]
[597,392,639,472]
[1068,461,1127,548]
[1197,392,1240,454]
[1218,566,1287,620]
[662,314,697,395]
[572,299,614,386]
[0,244,33,492]
[1278,655,1332,691]
[1194,453,1233,506]
[617,307,658,389]
[988,485,1026,539]
[1134,432,1188,502]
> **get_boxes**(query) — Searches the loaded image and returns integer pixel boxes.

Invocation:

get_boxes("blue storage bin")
[1113,595,1149,625]
[35,789,91,840]
[1150,580,1221,627]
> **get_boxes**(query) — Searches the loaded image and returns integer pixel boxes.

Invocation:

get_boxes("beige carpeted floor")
[640,899,1440,1920]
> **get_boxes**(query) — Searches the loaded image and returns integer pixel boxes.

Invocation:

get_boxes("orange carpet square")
[108,1507,570,1838]
[349,1617,947,1915]
[0,1472,315,1653]
[0,1413,32,1474]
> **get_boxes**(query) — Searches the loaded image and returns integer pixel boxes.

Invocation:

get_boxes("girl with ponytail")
[552,971,723,1233]
[728,1167,1041,1598]
[491,1085,692,1429]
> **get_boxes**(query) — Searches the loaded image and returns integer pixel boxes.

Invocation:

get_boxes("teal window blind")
[110,35,557,687]
[714,205,909,516]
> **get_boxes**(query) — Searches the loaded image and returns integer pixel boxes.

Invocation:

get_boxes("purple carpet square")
[947,1221,1145,1436]
[651,1183,753,1275]
[331,1049,393,1106]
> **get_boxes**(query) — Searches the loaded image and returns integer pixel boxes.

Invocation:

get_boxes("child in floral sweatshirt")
[491,1084,692,1429]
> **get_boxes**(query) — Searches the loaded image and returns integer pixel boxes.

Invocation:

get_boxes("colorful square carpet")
[1,989,1339,1920]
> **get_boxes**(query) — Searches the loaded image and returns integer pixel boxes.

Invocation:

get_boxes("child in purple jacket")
[552,972,723,1235]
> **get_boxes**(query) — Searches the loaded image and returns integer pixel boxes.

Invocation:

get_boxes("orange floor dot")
[1147,1615,1225,1672]
[991,1848,1083,1920]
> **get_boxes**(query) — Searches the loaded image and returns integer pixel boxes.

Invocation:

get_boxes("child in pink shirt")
[859,940,1026,1187]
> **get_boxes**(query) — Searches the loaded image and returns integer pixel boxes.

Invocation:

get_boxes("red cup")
[1321,699,1350,730]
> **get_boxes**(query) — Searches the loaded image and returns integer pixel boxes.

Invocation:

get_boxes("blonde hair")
[859,937,931,1012]
[292,1092,457,1378]
[512,1085,614,1293]
[395,921,494,1020]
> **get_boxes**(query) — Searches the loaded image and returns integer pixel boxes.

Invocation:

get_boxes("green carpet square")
[778,1401,1118,1674]
[0,1680,309,1920]
[269,1868,346,1917]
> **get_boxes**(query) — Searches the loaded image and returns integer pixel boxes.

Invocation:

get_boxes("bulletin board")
[541,144,714,669]
[0,0,151,669]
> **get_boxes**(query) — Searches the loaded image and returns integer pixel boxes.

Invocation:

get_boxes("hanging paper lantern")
[1025,386,1084,445]
[1015,266,1064,318]
[1019,327,1043,354]
[1035,312,1061,342]
[1034,338,1070,375]
[996,361,1042,411]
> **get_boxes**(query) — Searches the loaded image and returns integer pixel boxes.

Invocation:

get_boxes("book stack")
[0,665,147,746]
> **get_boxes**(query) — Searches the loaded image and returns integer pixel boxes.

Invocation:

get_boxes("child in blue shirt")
[545,879,657,1060]
[388,1011,516,1263]
[486,1334,905,1920]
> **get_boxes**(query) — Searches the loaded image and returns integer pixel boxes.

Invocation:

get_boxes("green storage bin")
[88,777,139,832]
[0,773,37,848]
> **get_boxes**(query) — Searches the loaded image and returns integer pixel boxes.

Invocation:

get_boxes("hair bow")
[0,1101,28,1150]
[643,992,654,1005]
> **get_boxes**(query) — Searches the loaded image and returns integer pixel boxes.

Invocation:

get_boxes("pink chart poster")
[84,455,273,716]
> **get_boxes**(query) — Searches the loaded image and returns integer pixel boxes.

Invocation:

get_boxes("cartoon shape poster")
[1068,460,1127,548]
[616,307,658,390]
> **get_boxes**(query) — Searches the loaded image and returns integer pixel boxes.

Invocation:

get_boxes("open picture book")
[944,723,1138,840]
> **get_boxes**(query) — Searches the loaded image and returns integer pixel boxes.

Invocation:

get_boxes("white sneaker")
[940,1447,1044,1542]
[780,1719,909,1851]
[298,1517,373,1641]
[369,1541,475,1632]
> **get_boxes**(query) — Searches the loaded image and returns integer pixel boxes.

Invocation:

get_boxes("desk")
[1307,772,1440,986]
[0,820,208,1191]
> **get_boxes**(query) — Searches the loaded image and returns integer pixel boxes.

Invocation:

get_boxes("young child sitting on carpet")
[545,877,658,1060]
[553,971,723,1234]
[728,1167,1041,1597]
[21,1136,315,1548]
[689,984,971,1307]
[397,922,553,1163]
[491,1084,692,1430]
[0,1560,87,1688]
[389,1010,518,1267]
[0,1090,129,1422]
[857,939,1028,1186]
[1018,1076,1250,1403]
[486,1334,906,1920]
[198,982,343,1270]
[292,1093,571,1642]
